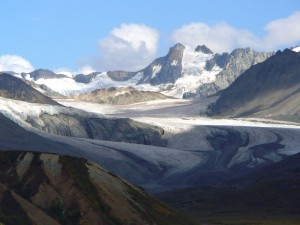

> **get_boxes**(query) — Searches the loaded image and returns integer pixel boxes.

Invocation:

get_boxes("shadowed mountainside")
[0,73,58,105]
[209,49,300,122]
[158,152,300,225]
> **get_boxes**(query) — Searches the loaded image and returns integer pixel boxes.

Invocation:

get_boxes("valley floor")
[57,98,300,129]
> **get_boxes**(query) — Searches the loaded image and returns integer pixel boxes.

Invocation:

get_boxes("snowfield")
[57,98,300,129]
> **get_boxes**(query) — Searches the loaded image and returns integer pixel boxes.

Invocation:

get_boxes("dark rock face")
[138,43,185,85]
[183,83,220,99]
[184,48,274,98]
[74,86,170,105]
[208,49,300,121]
[26,112,167,146]
[107,70,137,81]
[0,73,59,105]
[195,45,214,54]
[28,69,68,80]
[74,72,98,83]
[213,48,274,90]
[205,52,230,71]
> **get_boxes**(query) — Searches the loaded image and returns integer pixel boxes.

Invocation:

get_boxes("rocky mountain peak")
[171,43,185,51]
[137,43,185,85]
[166,43,185,59]
[195,45,214,54]
[29,69,68,81]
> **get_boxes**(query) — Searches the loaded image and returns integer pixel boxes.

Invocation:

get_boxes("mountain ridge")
[9,43,274,99]
[208,48,300,122]
[0,73,59,105]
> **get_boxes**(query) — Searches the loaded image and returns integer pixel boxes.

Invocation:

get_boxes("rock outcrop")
[184,48,274,98]
[138,43,185,85]
[74,86,170,105]
[27,69,68,80]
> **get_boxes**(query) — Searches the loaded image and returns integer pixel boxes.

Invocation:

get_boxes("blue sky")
[0,0,300,74]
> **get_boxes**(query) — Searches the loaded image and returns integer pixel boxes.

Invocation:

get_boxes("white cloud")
[263,11,300,50]
[171,22,259,53]
[0,55,34,73]
[54,68,73,77]
[95,23,159,71]
[76,66,95,75]
[54,66,96,77]
[171,11,300,53]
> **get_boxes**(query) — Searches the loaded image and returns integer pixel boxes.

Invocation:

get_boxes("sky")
[0,0,300,74]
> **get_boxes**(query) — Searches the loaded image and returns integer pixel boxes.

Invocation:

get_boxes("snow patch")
[151,65,162,79]
[292,46,300,52]
[171,60,178,66]
[115,91,130,96]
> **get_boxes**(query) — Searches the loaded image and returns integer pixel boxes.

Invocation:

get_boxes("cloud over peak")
[0,55,34,73]
[171,22,259,53]
[171,11,300,53]
[262,11,300,50]
[95,23,159,71]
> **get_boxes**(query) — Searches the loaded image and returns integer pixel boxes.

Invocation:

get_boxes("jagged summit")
[170,42,185,51]
[136,43,185,85]
[195,45,214,54]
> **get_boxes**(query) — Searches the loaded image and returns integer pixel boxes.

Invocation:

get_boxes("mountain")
[74,86,171,105]
[208,49,300,122]
[0,151,190,225]
[26,69,68,80]
[0,73,59,105]
[157,152,300,224]
[183,47,274,98]
[15,44,273,99]
[137,43,185,85]
[74,72,99,83]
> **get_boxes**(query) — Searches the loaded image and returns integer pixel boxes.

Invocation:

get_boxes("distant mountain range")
[6,43,273,99]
